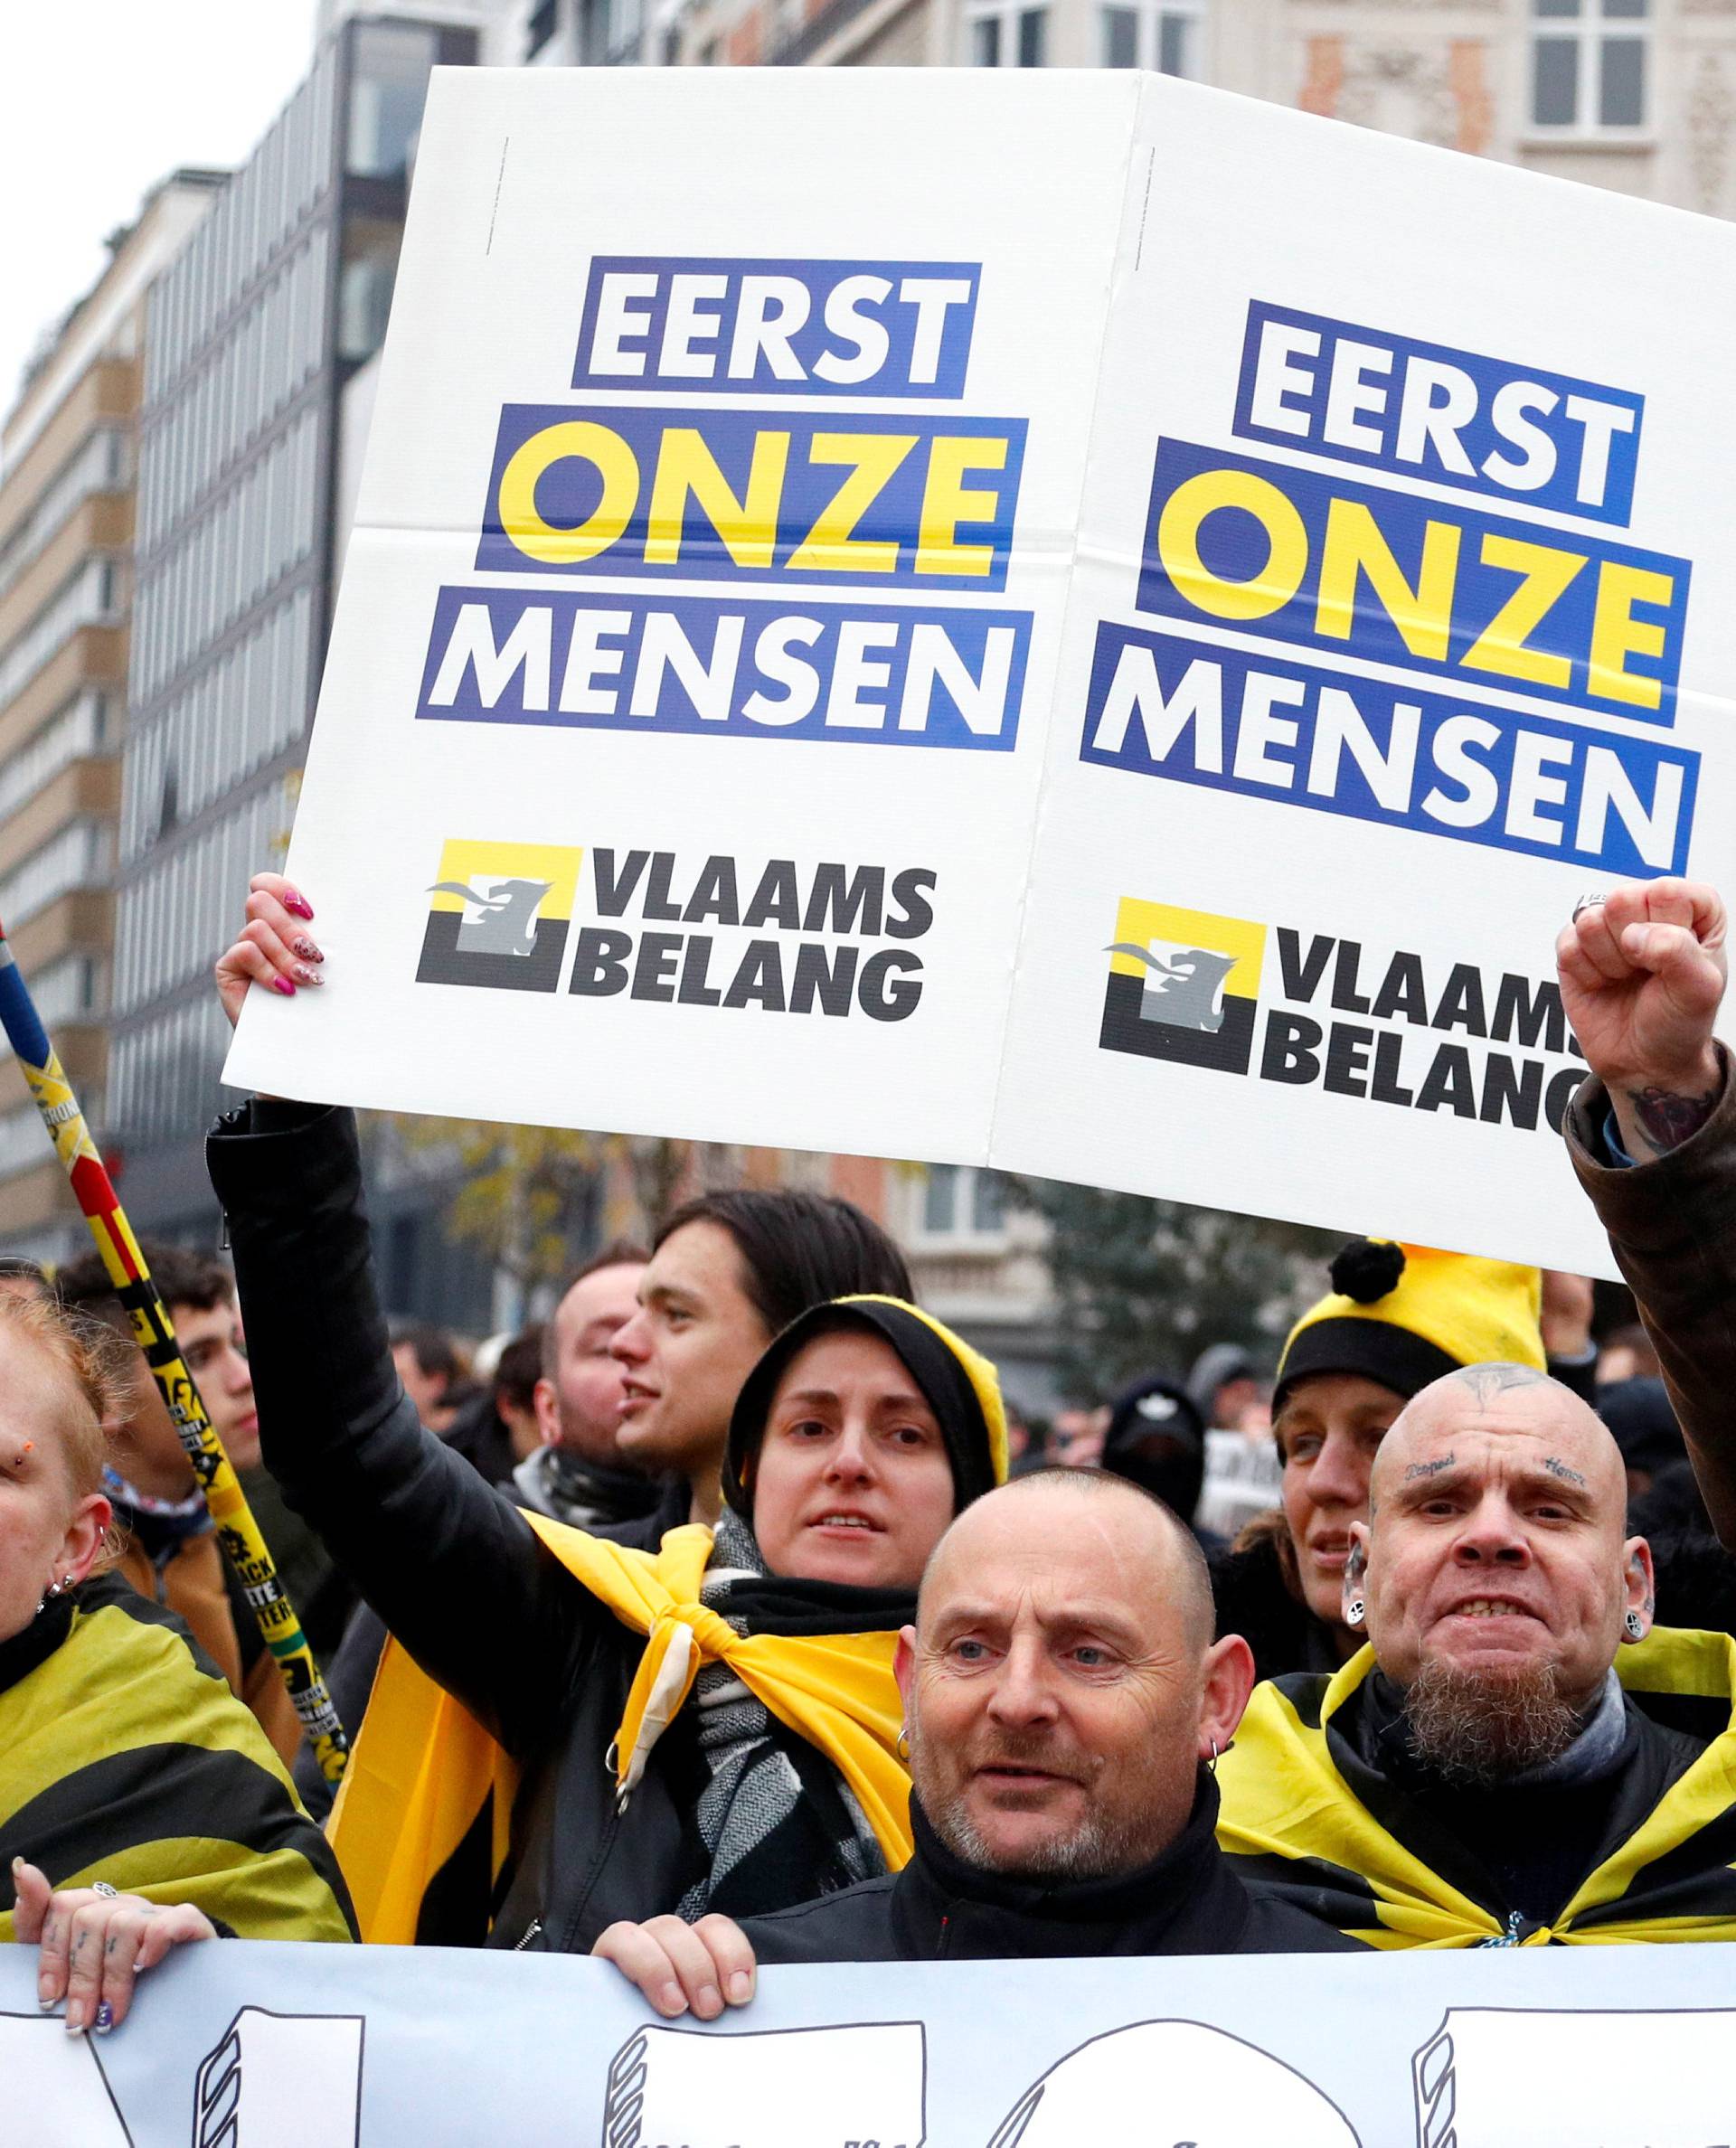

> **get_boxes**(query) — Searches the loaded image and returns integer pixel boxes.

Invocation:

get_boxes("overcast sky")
[1,3,320,419]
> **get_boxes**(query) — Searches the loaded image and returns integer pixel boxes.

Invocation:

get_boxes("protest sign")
[9,1936,1736,2147]
[226,67,1736,1272]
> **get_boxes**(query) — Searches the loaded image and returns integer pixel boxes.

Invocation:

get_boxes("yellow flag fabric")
[330,1516,911,1945]
[0,1576,354,1945]
[1216,1628,1736,1948]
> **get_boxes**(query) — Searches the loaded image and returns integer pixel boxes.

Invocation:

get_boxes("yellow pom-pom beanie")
[1275,1239,1546,1411]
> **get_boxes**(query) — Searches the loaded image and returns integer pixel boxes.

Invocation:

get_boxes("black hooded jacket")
[741,1778,1362,1961]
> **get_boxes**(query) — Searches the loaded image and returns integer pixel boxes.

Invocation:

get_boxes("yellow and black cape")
[1217,1628,1736,1946]
[0,1572,354,1943]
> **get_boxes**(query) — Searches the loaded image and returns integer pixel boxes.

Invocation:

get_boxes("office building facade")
[0,173,222,1257]
[109,14,479,1244]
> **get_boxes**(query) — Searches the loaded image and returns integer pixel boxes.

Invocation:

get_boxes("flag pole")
[0,922,348,1785]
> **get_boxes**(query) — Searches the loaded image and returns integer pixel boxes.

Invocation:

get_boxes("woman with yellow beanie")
[1210,1239,1547,1681]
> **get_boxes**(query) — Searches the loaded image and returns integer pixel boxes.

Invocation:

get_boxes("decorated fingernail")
[293,964,324,986]
[94,2003,113,2034]
[269,976,297,997]
[292,937,324,963]
[283,891,314,920]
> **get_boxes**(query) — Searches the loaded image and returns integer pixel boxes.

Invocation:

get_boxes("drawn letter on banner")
[603,2021,926,2148]
[1414,2007,1736,2147]
[988,2020,1360,2148]
[193,2009,364,2148]
[0,2013,133,2148]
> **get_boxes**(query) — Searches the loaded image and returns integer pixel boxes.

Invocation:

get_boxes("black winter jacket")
[742,1779,1362,1962]
[207,1099,857,1952]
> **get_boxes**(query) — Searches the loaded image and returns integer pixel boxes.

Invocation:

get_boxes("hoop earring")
[895,1726,910,1761]
[1344,1597,1366,1629]
[35,1575,65,1616]
[1206,1738,1220,1774]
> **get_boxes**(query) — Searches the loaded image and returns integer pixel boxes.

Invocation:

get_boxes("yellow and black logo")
[1100,899,1265,1076]
[416,840,584,994]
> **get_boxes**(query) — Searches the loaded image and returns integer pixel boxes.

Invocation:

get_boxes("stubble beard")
[909,1721,1169,1883]
[1402,1655,1584,1786]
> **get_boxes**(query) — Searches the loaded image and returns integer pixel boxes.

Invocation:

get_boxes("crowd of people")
[5,871,1735,2037]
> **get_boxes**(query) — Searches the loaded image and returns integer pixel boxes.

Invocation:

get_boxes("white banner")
[227,68,1736,1273]
[9,1936,1736,2146]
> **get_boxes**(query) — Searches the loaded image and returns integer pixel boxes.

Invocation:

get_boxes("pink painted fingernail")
[270,976,297,998]
[292,937,324,963]
[283,891,314,920]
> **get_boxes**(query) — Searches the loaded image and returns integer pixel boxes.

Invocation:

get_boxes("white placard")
[228,67,1736,1272]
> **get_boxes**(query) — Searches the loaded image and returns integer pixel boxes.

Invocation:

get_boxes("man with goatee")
[1217,1362,1736,1948]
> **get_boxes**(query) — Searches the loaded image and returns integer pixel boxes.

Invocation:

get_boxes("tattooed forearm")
[1627,1082,1719,1155]
[1404,1455,1457,1481]
[1543,1456,1588,1487]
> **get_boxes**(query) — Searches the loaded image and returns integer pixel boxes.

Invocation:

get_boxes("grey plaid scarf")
[674,1509,890,1921]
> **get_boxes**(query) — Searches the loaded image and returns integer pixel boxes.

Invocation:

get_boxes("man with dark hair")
[391,1321,467,1434]
[607,1188,913,1540]
[493,1326,545,1462]
[594,1467,1353,2008]
[512,1240,662,1532]
[1217,1364,1736,1947]
[53,1242,303,1766]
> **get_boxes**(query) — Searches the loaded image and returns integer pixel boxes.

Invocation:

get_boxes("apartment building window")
[347,24,439,180]
[1532,0,1648,131]
[0,558,121,706]
[1100,0,1203,72]
[0,692,109,823]
[966,3,1047,65]
[0,428,129,607]
[920,1164,1009,1241]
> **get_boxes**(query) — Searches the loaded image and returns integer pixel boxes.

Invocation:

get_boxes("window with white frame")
[1531,0,1648,133]
[964,2,1046,66]
[919,1164,1009,1242]
[1099,0,1204,76]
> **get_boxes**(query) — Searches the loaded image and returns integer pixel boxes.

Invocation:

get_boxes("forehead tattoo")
[1448,1363,1547,1404]
[1543,1456,1588,1488]
[1403,1454,1456,1483]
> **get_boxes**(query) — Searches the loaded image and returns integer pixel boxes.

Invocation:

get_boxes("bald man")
[1218,1362,1736,1947]
[595,1469,1357,2013]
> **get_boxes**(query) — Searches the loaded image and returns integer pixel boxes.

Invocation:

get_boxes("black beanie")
[723,1298,1000,1522]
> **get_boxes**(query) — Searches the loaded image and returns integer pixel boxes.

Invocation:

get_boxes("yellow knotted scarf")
[1217,1627,1736,1948]
[330,1516,911,1945]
